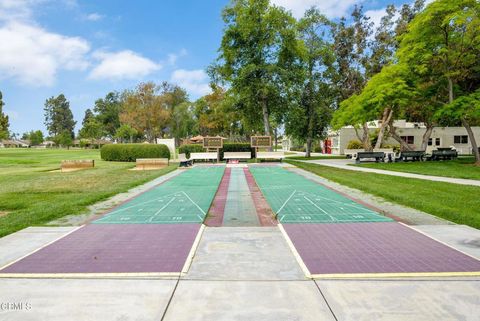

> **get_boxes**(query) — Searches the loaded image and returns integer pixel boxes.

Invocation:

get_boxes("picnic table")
[397,151,425,162]
[355,152,385,164]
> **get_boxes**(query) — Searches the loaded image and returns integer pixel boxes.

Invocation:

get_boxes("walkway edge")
[181,224,206,275]
[278,224,311,278]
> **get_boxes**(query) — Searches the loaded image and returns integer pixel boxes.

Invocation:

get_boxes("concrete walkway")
[302,158,480,187]
[1,225,479,321]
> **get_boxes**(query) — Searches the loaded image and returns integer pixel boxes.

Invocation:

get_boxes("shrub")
[101,144,170,162]
[290,146,306,152]
[220,143,254,160]
[346,140,363,149]
[178,144,205,158]
[314,146,323,153]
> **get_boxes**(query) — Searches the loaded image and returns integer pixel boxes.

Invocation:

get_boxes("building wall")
[329,126,480,155]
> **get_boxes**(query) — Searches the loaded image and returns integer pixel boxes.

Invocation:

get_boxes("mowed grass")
[0,149,176,237]
[287,160,480,229]
[353,157,480,180]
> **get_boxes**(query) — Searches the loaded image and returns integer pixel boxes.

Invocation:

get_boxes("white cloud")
[171,69,211,96]
[271,0,365,18]
[167,48,187,66]
[0,21,90,86]
[84,12,104,21]
[89,50,161,81]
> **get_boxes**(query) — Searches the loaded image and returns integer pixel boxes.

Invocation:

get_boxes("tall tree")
[44,94,76,138]
[397,0,480,163]
[214,0,297,137]
[285,9,335,157]
[93,92,122,139]
[22,130,44,146]
[0,91,10,139]
[82,109,94,126]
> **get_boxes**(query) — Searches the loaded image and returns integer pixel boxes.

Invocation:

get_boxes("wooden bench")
[355,152,385,164]
[344,149,365,159]
[430,149,458,161]
[397,151,425,162]
[223,152,251,162]
[256,151,285,162]
[190,152,218,163]
[135,158,169,170]
[178,153,192,167]
[61,160,94,172]
[373,148,396,162]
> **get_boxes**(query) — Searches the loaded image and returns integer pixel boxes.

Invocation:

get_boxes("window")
[454,135,468,144]
[429,138,441,146]
[400,136,415,144]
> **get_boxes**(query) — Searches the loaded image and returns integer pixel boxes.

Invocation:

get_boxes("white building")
[328,120,480,155]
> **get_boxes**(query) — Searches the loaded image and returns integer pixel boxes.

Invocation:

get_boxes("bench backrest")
[224,152,251,159]
[61,159,94,169]
[178,153,189,161]
[357,152,384,158]
[373,148,394,154]
[256,151,285,159]
[190,152,217,159]
[401,151,425,156]
[432,150,457,156]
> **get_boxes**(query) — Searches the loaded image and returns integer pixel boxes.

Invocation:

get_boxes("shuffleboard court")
[249,166,391,223]
[0,224,201,276]
[94,166,225,224]
[282,223,480,277]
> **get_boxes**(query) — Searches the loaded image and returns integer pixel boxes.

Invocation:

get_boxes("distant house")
[73,139,112,148]
[34,141,56,148]
[327,120,480,155]
[0,139,30,148]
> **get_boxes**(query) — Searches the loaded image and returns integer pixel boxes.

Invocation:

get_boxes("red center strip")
[244,167,277,226]
[204,168,231,227]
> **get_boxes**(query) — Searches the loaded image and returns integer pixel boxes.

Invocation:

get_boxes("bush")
[290,146,306,152]
[314,146,323,153]
[178,144,205,158]
[220,143,254,160]
[346,140,363,149]
[101,144,170,162]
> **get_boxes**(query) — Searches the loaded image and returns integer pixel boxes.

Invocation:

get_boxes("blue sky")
[0,0,424,135]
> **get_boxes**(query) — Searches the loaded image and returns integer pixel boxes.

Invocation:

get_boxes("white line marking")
[148,197,176,222]
[181,191,206,216]
[309,194,369,211]
[303,196,337,222]
[181,224,206,275]
[277,190,297,214]
[105,192,178,216]
[278,224,312,278]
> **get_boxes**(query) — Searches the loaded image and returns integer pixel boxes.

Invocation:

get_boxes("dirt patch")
[0,211,11,218]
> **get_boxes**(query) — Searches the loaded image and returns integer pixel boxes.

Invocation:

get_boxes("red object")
[323,139,332,154]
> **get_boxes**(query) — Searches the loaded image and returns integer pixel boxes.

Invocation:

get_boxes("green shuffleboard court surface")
[94,166,225,224]
[249,166,392,224]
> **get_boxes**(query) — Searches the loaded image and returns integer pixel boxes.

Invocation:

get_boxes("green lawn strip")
[286,160,480,229]
[352,157,480,180]
[0,149,177,237]
[286,155,347,160]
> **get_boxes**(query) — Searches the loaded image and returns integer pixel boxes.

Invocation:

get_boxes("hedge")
[101,144,170,162]
[178,143,255,160]
[178,144,205,158]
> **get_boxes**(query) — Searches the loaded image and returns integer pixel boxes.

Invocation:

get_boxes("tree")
[285,9,335,157]
[397,0,480,163]
[54,131,73,149]
[82,109,94,126]
[44,94,76,138]
[22,130,44,146]
[214,0,297,138]
[79,118,104,147]
[0,91,10,139]
[93,92,122,138]
[120,82,171,142]
[171,102,195,145]
[115,124,138,143]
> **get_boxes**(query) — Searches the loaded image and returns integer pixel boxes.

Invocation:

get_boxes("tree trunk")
[389,119,412,151]
[260,96,272,151]
[374,108,393,150]
[305,137,313,158]
[362,123,372,151]
[420,124,434,151]
[274,127,278,151]
[462,118,480,165]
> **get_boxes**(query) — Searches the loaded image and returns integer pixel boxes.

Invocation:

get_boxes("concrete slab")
[412,225,480,259]
[0,278,176,321]
[0,227,78,268]
[318,279,480,321]
[223,168,259,226]
[185,227,305,280]
[163,280,335,321]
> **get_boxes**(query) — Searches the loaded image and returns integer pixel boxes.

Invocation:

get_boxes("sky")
[0,0,428,135]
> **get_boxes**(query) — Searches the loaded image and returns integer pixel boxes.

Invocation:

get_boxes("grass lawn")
[353,157,480,180]
[287,155,346,160]
[0,148,176,237]
[287,160,480,229]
